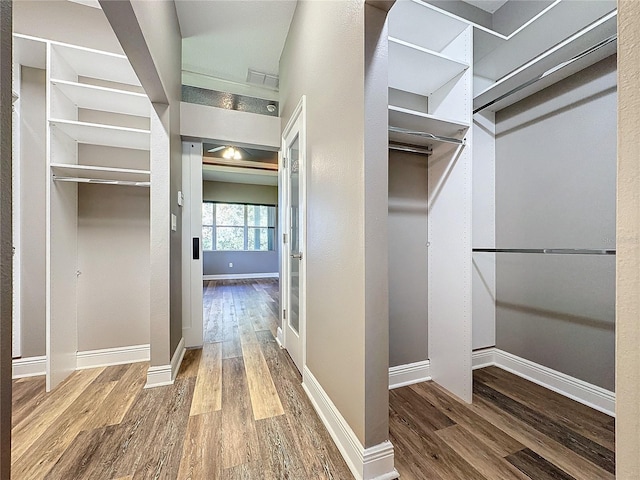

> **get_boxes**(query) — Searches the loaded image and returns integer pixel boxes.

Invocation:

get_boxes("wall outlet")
[229,262,233,268]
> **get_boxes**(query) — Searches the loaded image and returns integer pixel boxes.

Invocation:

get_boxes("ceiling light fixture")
[222,146,242,160]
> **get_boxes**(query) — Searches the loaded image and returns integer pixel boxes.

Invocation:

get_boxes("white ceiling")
[175,0,297,99]
[203,165,278,186]
[462,0,509,14]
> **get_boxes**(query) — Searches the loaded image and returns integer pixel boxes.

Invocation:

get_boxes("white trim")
[276,327,284,348]
[203,272,279,281]
[76,344,150,369]
[12,356,47,379]
[145,364,173,388]
[171,337,186,381]
[388,360,431,389]
[472,348,615,417]
[303,367,399,480]
[144,337,186,389]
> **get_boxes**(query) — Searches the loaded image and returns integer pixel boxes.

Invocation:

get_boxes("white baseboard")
[203,272,279,280]
[389,360,431,390]
[303,366,399,480]
[171,337,186,381]
[276,327,284,348]
[472,347,615,417]
[145,337,186,389]
[76,344,150,369]
[12,356,46,379]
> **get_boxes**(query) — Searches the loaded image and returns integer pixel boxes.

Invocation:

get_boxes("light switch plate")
[171,213,177,231]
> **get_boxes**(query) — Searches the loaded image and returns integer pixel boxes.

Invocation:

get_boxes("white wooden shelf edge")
[389,105,470,129]
[49,118,150,151]
[388,36,469,67]
[51,78,150,118]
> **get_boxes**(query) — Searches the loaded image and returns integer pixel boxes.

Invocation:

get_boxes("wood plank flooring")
[390,366,616,480]
[12,278,616,479]
[11,279,353,479]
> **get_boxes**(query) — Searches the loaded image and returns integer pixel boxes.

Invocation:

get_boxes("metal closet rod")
[53,175,151,188]
[474,34,617,114]
[388,126,466,146]
[389,142,433,157]
[472,248,615,255]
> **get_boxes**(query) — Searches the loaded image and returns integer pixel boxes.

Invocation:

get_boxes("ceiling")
[175,0,297,100]
[461,0,509,13]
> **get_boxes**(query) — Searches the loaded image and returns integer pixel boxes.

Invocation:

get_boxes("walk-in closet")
[12,29,152,391]
[388,0,616,417]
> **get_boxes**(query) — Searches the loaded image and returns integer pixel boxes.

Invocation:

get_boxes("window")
[202,203,276,251]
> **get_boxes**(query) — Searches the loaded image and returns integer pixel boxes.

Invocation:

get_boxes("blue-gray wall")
[202,180,279,276]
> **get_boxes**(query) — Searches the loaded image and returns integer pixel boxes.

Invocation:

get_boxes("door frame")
[280,96,307,372]
[181,141,204,348]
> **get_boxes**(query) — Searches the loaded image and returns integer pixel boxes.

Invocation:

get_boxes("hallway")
[11,279,353,479]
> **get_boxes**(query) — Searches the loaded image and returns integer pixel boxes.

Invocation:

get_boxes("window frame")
[202,202,276,252]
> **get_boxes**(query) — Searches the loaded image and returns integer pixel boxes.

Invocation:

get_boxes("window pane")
[216,203,244,226]
[216,227,244,250]
[247,205,270,227]
[202,203,214,226]
[248,227,276,251]
[202,226,213,251]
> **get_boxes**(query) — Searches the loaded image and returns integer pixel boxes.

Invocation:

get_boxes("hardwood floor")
[390,367,616,480]
[12,278,616,479]
[11,279,353,479]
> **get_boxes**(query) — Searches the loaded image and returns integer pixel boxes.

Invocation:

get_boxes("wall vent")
[246,69,279,90]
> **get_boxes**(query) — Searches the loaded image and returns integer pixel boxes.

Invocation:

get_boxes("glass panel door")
[289,135,301,335]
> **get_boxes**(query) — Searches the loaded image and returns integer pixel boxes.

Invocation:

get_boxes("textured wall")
[616,0,640,474]
[0,1,12,476]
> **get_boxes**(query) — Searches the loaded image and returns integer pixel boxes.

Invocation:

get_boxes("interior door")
[282,99,306,373]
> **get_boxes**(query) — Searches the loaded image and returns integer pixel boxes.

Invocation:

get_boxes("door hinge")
[283,233,288,244]
[283,309,287,320]
[283,157,287,168]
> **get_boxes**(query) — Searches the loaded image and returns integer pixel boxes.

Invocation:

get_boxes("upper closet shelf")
[388,37,469,96]
[13,34,46,70]
[474,11,617,113]
[473,1,616,83]
[50,42,141,86]
[50,163,150,186]
[51,79,151,118]
[50,119,150,151]
[389,106,469,139]
[388,0,468,59]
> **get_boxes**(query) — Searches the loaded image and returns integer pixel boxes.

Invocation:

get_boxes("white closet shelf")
[389,37,469,97]
[50,163,150,185]
[51,79,150,118]
[473,2,616,82]
[389,106,469,139]
[388,0,468,57]
[473,11,617,113]
[50,119,150,151]
[51,42,141,87]
[13,34,46,70]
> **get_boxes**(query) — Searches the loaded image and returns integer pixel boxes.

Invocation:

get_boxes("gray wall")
[280,0,390,449]
[20,67,46,357]
[202,181,278,276]
[495,55,616,391]
[388,152,428,367]
[77,183,150,351]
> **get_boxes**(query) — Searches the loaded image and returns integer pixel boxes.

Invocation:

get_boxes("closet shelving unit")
[387,0,618,405]
[11,34,153,390]
[388,1,474,402]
